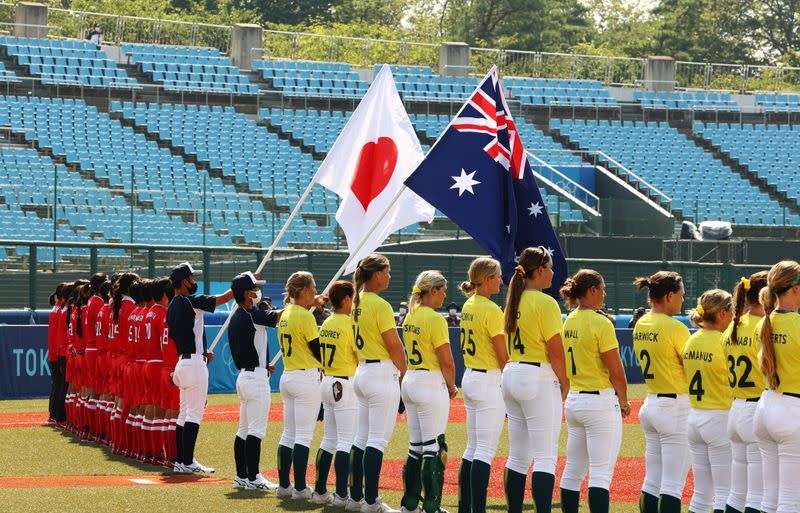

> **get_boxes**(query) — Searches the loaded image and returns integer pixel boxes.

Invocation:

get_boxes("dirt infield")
[0,474,229,489]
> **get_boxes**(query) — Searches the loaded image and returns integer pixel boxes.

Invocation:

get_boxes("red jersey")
[95,303,112,353]
[142,304,167,360]
[161,315,178,368]
[56,305,68,357]
[128,306,146,360]
[67,307,78,351]
[47,303,60,360]
[83,296,105,349]
[109,297,135,356]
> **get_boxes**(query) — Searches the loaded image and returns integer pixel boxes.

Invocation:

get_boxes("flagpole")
[207,177,318,353]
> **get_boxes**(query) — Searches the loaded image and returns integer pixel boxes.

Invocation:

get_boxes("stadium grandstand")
[0,2,798,309]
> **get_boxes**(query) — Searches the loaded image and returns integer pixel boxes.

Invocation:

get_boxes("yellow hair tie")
[412,286,422,295]
[740,277,751,291]
[696,304,705,316]
[515,265,525,277]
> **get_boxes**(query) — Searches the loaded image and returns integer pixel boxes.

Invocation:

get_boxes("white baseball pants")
[402,369,450,453]
[236,368,270,439]
[502,362,562,475]
[172,354,208,425]
[319,375,358,454]
[279,368,321,448]
[353,361,401,452]
[727,398,762,512]
[639,393,691,499]
[462,368,504,465]
[687,408,732,512]
[561,388,622,491]
[755,390,800,513]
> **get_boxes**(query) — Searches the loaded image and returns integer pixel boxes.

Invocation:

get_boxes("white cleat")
[332,494,349,507]
[400,506,422,513]
[172,462,188,473]
[345,497,365,511]
[232,476,248,489]
[246,474,278,491]
[183,461,215,474]
[310,491,334,504]
[276,485,294,498]
[292,486,313,500]
[361,497,400,513]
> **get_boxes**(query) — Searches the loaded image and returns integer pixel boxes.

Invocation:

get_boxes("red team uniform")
[142,305,167,406]
[82,295,104,390]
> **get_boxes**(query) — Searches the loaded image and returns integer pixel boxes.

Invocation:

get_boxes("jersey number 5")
[280,333,293,357]
[460,328,476,356]
[408,339,423,366]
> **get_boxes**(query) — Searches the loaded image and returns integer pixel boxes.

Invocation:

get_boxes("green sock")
[659,494,682,513]
[401,451,423,511]
[560,487,580,513]
[742,508,760,513]
[314,448,333,495]
[421,452,446,513]
[714,510,725,513]
[458,459,472,513]
[277,444,293,489]
[640,491,659,513]
[349,446,364,501]
[724,507,742,513]
[470,459,491,513]
[505,468,527,513]
[531,471,555,513]
[334,450,349,498]
[588,487,610,513]
[292,444,310,491]
[363,447,384,504]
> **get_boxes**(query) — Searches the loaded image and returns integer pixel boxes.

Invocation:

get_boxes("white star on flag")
[527,201,544,217]
[450,168,480,196]
[544,247,555,258]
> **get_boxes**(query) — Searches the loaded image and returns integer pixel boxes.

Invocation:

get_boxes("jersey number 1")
[567,346,576,375]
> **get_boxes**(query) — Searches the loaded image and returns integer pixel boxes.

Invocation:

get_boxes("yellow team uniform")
[402,306,450,371]
[278,304,321,371]
[756,311,800,394]
[319,313,358,377]
[460,294,504,370]
[562,309,618,391]
[722,314,766,399]
[633,312,691,395]
[353,292,396,361]
[682,329,733,409]
[508,290,562,364]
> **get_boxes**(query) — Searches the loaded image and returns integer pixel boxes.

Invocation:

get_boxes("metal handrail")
[592,150,672,204]
[526,150,599,213]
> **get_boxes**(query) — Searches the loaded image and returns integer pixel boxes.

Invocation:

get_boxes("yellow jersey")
[353,292,397,361]
[682,329,732,409]
[319,313,358,377]
[277,304,320,371]
[402,306,450,371]
[756,311,800,394]
[562,309,618,391]
[507,290,562,364]
[460,294,504,370]
[723,314,766,399]
[633,312,690,395]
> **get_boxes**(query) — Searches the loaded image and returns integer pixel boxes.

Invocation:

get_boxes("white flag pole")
[207,177,317,353]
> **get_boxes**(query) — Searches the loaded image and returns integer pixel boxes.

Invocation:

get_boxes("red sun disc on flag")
[350,137,398,211]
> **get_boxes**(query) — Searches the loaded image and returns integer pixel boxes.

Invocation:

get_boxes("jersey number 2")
[639,349,654,379]
[727,355,755,388]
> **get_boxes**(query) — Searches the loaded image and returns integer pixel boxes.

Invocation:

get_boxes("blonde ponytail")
[352,253,389,322]
[408,270,447,313]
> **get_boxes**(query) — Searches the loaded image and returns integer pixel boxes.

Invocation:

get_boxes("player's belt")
[657,393,677,398]
[745,397,759,402]
[469,368,487,373]
[365,359,382,364]
[579,391,600,395]
[784,392,800,399]
[519,361,541,367]
[180,353,207,363]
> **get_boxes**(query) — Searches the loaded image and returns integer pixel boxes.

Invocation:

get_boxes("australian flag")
[404,66,567,296]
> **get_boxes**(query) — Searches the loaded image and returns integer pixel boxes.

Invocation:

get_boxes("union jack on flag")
[405,66,567,295]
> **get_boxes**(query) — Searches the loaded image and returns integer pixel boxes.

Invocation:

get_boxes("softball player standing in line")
[457,257,508,513]
[559,269,630,513]
[311,281,358,506]
[349,253,407,513]
[276,271,323,501]
[633,271,691,513]
[502,247,568,513]
[683,289,734,513]
[754,260,800,513]
[399,271,457,513]
[723,272,768,513]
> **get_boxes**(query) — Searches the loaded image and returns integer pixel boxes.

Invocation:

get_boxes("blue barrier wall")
[0,325,646,399]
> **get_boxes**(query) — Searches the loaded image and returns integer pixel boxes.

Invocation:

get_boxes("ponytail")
[559,269,604,310]
[408,271,447,314]
[731,271,769,345]
[759,314,778,390]
[112,272,139,322]
[729,279,747,347]
[504,247,549,334]
[759,261,800,389]
[461,257,501,297]
[352,254,389,322]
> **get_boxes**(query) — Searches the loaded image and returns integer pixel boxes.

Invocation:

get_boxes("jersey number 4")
[459,328,476,356]
[689,370,705,401]
[727,355,755,388]
[507,328,524,355]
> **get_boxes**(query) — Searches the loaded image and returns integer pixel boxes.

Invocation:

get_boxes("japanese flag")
[315,65,435,273]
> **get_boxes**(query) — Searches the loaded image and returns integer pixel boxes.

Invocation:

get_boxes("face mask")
[254,289,262,303]
[399,307,407,315]
[187,280,198,295]
[449,309,457,316]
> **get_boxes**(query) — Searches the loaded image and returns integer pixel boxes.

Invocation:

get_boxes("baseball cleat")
[292,486,313,500]
[361,497,400,513]
[344,498,365,511]
[332,494,349,507]
[172,462,187,473]
[245,474,278,490]
[233,476,248,489]
[310,491,334,504]
[183,461,215,474]
[276,485,294,498]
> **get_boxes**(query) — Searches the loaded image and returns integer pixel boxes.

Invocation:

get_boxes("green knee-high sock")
[457,459,472,513]
[713,509,725,513]
[640,491,659,513]
[742,508,760,513]
[588,487,610,513]
[363,447,384,505]
[334,450,350,498]
[531,471,555,513]
[314,448,333,495]
[277,444,293,489]
[421,452,446,513]
[349,446,364,501]
[504,467,527,513]
[659,494,682,513]
[292,444,310,491]
[560,487,580,513]
[724,506,742,513]
[470,459,491,513]
[401,450,423,511]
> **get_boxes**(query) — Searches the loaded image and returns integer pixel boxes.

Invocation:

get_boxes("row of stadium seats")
[755,93,800,112]
[552,119,799,226]
[254,59,369,99]
[633,90,738,111]
[505,77,618,107]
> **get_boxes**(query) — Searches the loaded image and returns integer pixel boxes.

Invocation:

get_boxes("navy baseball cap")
[231,272,266,295]
[170,262,202,282]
